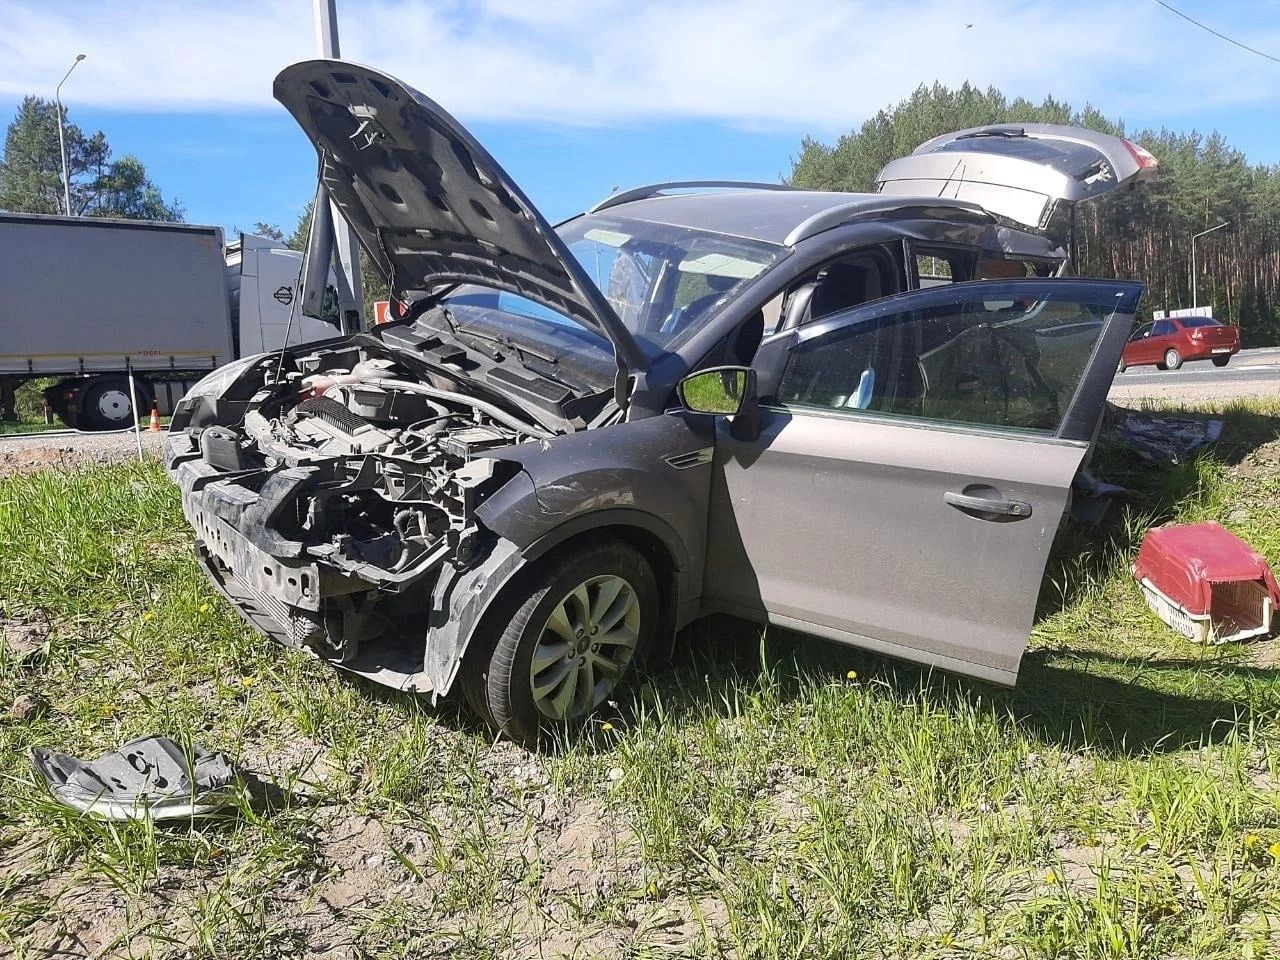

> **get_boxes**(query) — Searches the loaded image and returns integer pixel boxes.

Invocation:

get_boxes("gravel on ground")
[1109,378,1280,405]
[0,430,165,479]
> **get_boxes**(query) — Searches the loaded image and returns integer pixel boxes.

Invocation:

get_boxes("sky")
[2,0,1279,236]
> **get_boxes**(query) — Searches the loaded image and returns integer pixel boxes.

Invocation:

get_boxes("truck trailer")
[0,212,353,429]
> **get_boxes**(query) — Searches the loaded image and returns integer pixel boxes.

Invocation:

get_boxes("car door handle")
[943,490,1033,519]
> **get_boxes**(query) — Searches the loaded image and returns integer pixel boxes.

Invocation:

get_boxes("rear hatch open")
[876,124,1158,231]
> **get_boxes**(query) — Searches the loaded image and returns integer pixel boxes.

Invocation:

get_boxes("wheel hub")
[97,389,131,421]
[529,574,640,721]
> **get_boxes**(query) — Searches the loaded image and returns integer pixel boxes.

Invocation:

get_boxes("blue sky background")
[2,0,1279,235]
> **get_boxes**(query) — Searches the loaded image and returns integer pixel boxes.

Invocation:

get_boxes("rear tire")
[1163,348,1183,371]
[462,540,658,745]
[80,377,142,430]
[1212,355,1230,368]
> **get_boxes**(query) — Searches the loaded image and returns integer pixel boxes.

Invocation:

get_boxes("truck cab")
[226,234,345,356]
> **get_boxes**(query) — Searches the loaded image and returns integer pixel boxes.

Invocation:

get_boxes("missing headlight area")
[167,342,538,687]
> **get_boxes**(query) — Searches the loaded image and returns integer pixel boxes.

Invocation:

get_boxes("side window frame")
[753,278,1143,443]
[906,241,980,289]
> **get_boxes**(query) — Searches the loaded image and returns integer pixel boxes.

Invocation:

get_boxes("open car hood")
[875,123,1158,231]
[273,60,646,374]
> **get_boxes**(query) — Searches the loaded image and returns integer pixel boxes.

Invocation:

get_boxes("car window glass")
[917,254,954,287]
[1153,320,1175,336]
[443,215,783,355]
[1180,316,1221,328]
[776,287,1112,435]
[787,249,899,329]
[914,247,976,288]
[1130,322,1154,341]
[759,292,785,335]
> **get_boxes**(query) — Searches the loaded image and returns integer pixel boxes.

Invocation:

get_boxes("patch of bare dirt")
[1,614,50,666]
[0,431,163,479]
[1230,435,1280,484]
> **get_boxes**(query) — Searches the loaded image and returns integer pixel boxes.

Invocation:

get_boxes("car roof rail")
[783,196,990,246]
[588,180,800,214]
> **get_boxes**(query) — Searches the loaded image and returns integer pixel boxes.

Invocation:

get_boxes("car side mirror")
[678,366,761,441]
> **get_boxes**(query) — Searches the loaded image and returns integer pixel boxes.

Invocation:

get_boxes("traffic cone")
[148,401,162,433]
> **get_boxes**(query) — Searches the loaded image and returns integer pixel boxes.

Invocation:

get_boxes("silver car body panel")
[876,123,1159,231]
[704,413,1089,683]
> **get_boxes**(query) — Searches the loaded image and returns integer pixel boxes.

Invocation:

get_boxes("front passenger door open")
[702,279,1143,684]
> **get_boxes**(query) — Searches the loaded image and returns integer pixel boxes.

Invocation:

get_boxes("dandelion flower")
[1244,833,1262,849]
[142,611,155,622]
[1269,841,1280,860]
[239,676,256,689]
[1044,871,1058,885]
[600,721,614,732]
[846,670,858,680]
[198,603,210,614]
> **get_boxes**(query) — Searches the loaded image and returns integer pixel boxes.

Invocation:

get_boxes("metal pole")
[313,0,363,331]
[126,367,144,462]
[1190,221,1229,310]
[55,54,86,216]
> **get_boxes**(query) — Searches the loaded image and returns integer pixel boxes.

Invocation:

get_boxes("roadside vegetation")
[0,379,54,435]
[2,400,1279,958]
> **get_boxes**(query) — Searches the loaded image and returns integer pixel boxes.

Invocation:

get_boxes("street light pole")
[313,0,363,331]
[1191,220,1229,309]
[55,53,86,216]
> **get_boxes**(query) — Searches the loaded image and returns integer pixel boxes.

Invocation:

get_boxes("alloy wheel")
[529,574,639,720]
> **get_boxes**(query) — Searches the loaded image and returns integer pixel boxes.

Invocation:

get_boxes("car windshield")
[1180,316,1221,328]
[443,214,784,356]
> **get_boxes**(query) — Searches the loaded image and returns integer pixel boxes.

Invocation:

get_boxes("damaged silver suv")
[166,60,1155,741]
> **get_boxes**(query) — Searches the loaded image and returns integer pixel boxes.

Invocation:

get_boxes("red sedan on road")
[1120,316,1240,371]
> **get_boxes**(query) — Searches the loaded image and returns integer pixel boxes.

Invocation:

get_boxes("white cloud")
[2,0,1279,131]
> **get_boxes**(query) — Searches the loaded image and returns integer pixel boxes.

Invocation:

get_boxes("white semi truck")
[0,212,356,429]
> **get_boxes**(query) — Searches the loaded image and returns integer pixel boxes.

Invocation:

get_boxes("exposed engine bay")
[167,340,564,680]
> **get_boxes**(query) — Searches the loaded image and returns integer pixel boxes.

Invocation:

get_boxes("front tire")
[462,540,658,744]
[1163,348,1183,371]
[1213,355,1230,367]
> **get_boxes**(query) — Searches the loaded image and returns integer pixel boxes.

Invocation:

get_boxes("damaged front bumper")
[165,431,527,695]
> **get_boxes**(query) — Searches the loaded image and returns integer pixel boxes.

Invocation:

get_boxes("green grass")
[1,400,1279,957]
[0,420,59,435]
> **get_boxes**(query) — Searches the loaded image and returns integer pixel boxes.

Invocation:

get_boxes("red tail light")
[1124,140,1159,171]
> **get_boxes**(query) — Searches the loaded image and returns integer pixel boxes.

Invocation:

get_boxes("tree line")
[790,82,1280,347]
[0,97,182,221]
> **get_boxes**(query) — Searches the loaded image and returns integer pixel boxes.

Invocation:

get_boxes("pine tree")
[0,96,181,221]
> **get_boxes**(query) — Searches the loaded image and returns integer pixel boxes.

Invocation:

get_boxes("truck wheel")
[462,540,657,744]
[1163,348,1183,371]
[81,377,142,431]
[1212,355,1230,368]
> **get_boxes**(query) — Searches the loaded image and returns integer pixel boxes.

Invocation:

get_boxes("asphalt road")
[1109,347,1280,403]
